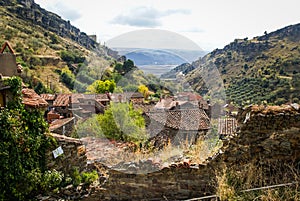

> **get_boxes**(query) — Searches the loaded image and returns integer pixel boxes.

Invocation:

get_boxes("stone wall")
[84,104,300,201]
[46,133,87,175]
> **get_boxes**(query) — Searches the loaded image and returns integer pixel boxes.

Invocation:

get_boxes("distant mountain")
[125,49,186,65]
[184,23,300,106]
[113,48,206,65]
[160,63,193,79]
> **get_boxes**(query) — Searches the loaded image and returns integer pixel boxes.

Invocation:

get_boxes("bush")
[97,102,148,144]
[0,77,52,200]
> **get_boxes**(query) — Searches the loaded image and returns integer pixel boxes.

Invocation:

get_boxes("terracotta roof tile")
[53,94,71,107]
[22,88,48,108]
[176,92,202,101]
[41,94,56,101]
[96,94,110,101]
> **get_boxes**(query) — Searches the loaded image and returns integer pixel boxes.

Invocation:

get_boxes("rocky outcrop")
[5,0,97,49]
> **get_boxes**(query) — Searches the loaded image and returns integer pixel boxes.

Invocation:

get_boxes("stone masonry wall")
[84,104,300,201]
[46,133,87,175]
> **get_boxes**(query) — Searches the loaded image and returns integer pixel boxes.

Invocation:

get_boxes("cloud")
[53,2,82,21]
[111,7,190,28]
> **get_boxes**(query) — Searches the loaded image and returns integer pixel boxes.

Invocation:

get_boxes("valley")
[0,0,299,200]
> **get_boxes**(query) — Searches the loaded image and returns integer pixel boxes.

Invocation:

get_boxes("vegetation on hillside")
[184,24,300,106]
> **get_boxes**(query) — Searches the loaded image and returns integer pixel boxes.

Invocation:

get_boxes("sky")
[35,0,300,51]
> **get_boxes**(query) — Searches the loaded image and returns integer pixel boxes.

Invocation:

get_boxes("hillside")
[0,0,117,93]
[184,23,300,106]
[125,49,187,65]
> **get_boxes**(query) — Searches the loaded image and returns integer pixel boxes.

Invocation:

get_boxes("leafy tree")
[123,59,135,74]
[138,84,149,99]
[60,67,75,89]
[87,80,116,93]
[97,102,148,144]
[0,77,52,200]
[76,114,104,138]
[114,63,123,74]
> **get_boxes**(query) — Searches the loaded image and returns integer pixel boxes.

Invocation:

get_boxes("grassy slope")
[0,5,94,93]
[185,23,300,106]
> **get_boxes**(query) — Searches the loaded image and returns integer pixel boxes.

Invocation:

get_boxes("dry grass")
[215,162,300,201]
[104,132,222,169]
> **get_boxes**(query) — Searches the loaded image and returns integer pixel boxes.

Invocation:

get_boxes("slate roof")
[96,93,110,101]
[133,102,156,113]
[49,117,75,131]
[146,109,210,131]
[155,99,199,110]
[110,92,143,102]
[22,88,48,108]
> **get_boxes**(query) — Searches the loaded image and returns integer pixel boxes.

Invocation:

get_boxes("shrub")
[0,77,52,200]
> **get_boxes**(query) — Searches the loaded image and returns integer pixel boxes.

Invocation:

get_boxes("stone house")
[52,94,73,118]
[0,78,48,110]
[41,93,56,109]
[45,93,111,119]
[146,108,210,147]
[0,41,22,77]
[49,117,76,136]
[110,92,144,104]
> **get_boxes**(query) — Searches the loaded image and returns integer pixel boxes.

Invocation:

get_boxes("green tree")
[60,66,75,89]
[138,84,149,99]
[123,59,135,74]
[87,80,116,93]
[97,102,148,144]
[0,77,52,200]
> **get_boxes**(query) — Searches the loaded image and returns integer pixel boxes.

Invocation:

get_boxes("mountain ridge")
[183,22,300,106]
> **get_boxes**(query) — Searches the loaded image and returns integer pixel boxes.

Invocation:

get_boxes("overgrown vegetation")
[76,102,148,144]
[215,162,300,200]
[0,77,50,200]
[0,77,100,200]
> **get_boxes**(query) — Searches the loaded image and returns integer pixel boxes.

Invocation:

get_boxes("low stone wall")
[84,104,300,201]
[45,133,87,175]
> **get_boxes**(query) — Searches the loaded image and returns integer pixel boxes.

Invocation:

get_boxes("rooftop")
[22,88,48,108]
[147,109,210,131]
[49,117,75,131]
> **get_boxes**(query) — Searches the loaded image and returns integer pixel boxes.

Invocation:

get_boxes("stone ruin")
[45,104,300,200]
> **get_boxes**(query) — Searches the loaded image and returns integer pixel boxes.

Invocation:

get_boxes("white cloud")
[35,0,300,51]
[111,6,191,28]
